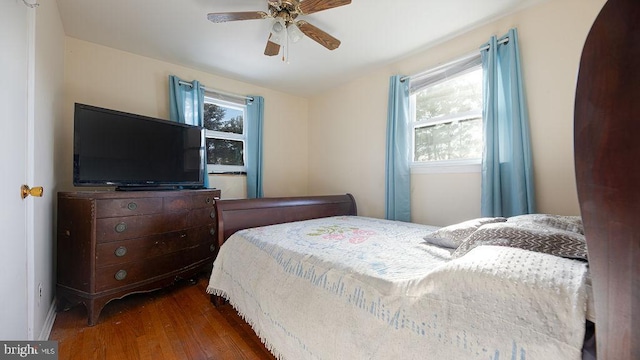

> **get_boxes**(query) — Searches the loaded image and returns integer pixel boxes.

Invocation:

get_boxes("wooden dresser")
[56,189,221,326]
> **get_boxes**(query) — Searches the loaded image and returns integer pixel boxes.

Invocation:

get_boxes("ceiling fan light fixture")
[270,19,286,45]
[288,22,304,43]
[272,19,285,33]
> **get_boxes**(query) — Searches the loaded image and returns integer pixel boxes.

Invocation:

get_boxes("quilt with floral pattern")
[208,216,588,360]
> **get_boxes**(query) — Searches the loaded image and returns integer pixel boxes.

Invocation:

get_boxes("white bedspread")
[207,216,588,360]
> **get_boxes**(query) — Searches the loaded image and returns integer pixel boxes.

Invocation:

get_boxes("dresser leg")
[86,298,108,326]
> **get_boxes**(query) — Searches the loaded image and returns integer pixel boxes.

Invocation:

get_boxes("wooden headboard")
[213,194,357,247]
[574,0,639,358]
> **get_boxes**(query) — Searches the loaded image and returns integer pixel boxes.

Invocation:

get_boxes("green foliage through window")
[414,118,482,161]
[203,99,246,170]
[412,66,483,163]
[206,138,244,166]
[204,103,243,134]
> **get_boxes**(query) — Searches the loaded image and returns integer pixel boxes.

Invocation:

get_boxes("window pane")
[412,64,483,163]
[203,103,243,134]
[414,118,482,161]
[206,138,244,166]
[415,69,482,122]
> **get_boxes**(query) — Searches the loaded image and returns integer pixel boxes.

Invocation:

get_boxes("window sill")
[209,172,247,175]
[410,159,481,174]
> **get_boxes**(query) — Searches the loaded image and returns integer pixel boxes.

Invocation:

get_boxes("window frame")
[203,95,247,174]
[408,54,483,174]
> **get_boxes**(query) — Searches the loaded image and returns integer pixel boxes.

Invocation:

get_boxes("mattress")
[208,216,589,360]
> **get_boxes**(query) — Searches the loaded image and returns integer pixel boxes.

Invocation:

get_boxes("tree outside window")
[411,65,483,163]
[203,98,246,173]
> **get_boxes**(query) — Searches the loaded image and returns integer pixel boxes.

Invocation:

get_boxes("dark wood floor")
[49,274,276,360]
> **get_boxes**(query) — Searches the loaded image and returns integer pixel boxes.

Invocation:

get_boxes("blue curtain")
[480,28,535,217]
[246,95,264,198]
[385,75,411,221]
[168,75,209,188]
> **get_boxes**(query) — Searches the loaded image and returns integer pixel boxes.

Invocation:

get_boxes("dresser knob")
[209,228,215,236]
[115,222,127,233]
[127,202,138,211]
[114,270,127,281]
[205,197,211,204]
[114,246,127,257]
[210,211,216,219]
[210,244,216,253]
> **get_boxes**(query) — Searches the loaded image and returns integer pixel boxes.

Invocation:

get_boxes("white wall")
[35,0,65,339]
[60,38,310,198]
[308,0,606,225]
[57,0,606,224]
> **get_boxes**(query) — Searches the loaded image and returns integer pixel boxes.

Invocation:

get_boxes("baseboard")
[39,297,57,340]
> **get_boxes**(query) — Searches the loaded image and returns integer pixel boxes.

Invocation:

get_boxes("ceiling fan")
[207,0,351,57]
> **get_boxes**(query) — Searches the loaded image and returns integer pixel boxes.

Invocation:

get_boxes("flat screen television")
[73,103,205,190]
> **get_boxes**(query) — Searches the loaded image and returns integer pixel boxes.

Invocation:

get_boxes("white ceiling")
[56,0,545,96]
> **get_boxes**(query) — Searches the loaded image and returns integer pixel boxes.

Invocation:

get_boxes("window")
[410,54,483,171]
[203,96,246,173]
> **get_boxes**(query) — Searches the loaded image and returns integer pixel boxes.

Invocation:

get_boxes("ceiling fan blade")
[298,0,351,15]
[207,11,268,23]
[264,34,281,56]
[296,20,341,50]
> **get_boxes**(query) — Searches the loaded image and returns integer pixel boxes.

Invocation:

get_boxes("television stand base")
[115,186,203,191]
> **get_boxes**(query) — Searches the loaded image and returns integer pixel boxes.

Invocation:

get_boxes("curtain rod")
[478,36,509,51]
[401,36,509,82]
[178,80,254,102]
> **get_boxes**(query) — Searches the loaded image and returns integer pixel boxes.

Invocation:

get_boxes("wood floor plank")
[140,295,181,360]
[50,275,276,360]
[172,287,228,359]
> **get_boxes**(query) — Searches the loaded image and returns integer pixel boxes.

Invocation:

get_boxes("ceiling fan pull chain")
[284,30,290,63]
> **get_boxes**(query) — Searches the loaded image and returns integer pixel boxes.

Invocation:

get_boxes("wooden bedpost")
[574,0,640,358]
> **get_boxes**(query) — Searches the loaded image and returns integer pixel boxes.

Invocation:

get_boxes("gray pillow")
[452,221,588,260]
[507,214,584,234]
[423,217,507,249]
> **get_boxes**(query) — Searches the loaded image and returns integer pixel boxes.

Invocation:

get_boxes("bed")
[207,195,593,359]
[207,0,639,358]
[573,0,639,358]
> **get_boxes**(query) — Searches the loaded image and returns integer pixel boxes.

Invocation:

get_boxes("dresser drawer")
[191,192,219,209]
[96,211,189,242]
[95,225,217,267]
[163,195,192,212]
[94,244,216,292]
[95,198,163,218]
[188,207,217,227]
